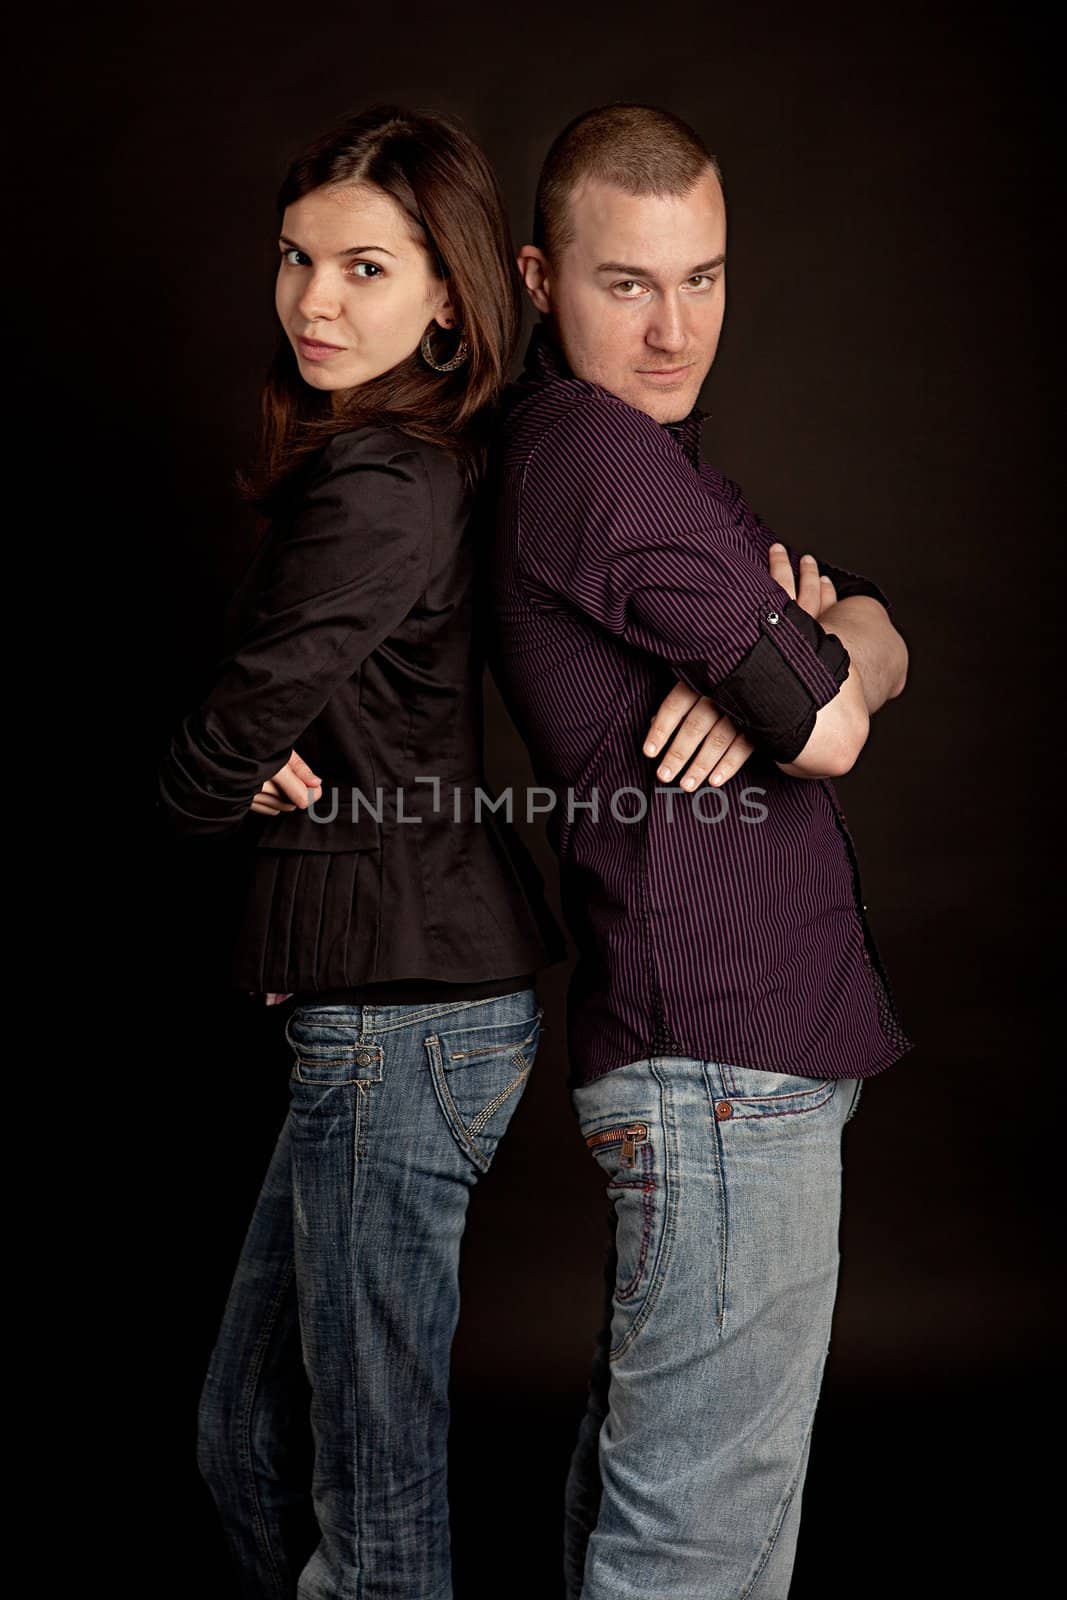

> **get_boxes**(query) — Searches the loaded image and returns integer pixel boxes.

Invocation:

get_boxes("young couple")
[159,100,913,1600]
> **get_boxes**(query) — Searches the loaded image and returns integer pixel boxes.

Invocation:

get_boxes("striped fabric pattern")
[487,326,913,1086]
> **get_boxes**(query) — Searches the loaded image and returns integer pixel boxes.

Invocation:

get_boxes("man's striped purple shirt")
[486,324,914,1086]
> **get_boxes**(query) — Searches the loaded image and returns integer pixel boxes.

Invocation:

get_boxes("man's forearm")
[817,595,908,714]
[771,597,906,781]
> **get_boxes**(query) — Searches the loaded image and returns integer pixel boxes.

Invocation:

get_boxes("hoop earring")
[420,326,469,372]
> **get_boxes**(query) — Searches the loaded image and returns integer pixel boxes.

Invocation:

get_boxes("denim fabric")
[564,1057,863,1600]
[197,989,543,1599]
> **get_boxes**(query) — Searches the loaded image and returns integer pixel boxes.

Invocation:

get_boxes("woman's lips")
[297,337,344,362]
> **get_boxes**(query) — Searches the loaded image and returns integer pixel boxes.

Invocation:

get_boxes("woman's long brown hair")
[239,104,522,518]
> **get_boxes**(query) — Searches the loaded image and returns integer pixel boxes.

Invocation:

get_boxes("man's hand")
[643,685,756,791]
[767,543,871,779]
[767,543,839,618]
[250,749,323,816]
[642,546,837,790]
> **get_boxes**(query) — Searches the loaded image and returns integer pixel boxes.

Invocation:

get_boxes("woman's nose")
[297,272,341,321]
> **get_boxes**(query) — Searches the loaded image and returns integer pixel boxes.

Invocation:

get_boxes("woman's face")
[275,182,454,400]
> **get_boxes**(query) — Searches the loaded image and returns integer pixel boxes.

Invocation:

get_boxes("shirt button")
[355,1050,375,1066]
[715,1100,733,1120]
[767,611,779,625]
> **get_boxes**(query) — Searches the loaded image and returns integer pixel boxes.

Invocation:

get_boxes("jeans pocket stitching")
[466,1062,532,1137]
[425,1033,534,1172]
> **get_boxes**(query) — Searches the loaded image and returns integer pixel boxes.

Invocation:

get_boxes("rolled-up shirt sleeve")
[158,428,432,836]
[516,394,852,764]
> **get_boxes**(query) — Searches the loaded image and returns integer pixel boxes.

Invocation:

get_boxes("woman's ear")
[433,295,457,330]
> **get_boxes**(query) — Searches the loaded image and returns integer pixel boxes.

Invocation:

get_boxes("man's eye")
[685,274,717,290]
[614,280,646,297]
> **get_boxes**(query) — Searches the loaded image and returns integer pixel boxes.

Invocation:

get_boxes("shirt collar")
[518,321,707,466]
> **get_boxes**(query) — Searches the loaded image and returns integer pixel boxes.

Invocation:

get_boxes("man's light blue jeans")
[564,1056,864,1600]
[196,989,543,1599]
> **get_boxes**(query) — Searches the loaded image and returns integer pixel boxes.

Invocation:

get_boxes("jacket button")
[715,1100,733,1120]
[355,1050,375,1066]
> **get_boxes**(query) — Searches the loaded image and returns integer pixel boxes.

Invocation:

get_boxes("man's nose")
[645,293,687,354]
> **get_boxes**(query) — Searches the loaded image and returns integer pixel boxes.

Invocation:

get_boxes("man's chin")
[622,385,699,424]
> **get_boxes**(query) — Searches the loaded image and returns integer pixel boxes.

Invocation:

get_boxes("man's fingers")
[768,542,796,599]
[645,681,700,756]
[706,733,757,788]
[677,729,755,792]
[651,698,727,782]
[796,552,823,616]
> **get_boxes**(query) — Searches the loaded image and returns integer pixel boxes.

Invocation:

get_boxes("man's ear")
[516,245,552,314]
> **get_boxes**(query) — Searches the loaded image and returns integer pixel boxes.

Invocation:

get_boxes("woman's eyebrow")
[278,236,398,257]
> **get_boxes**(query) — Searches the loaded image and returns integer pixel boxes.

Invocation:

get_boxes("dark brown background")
[52,0,1056,1591]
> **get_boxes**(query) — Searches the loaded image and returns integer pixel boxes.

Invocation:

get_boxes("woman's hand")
[250,749,323,815]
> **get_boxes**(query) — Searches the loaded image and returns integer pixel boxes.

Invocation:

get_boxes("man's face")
[520,167,726,423]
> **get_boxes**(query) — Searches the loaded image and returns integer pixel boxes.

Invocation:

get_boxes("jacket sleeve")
[158,428,432,837]
[516,395,852,764]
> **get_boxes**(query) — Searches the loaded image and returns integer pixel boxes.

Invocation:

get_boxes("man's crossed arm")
[644,543,908,788]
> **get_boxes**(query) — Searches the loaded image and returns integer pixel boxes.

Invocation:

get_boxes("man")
[486,104,914,1598]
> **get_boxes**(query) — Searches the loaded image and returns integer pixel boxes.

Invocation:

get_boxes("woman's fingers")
[266,757,323,810]
[288,748,323,788]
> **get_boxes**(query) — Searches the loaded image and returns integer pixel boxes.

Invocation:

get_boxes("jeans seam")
[738,1363,824,1599]
[703,1064,730,1334]
[234,1256,296,1598]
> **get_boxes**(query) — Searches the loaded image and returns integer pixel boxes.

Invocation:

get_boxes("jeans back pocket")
[424,1004,542,1174]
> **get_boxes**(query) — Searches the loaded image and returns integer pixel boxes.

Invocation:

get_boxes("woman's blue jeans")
[196,989,543,1600]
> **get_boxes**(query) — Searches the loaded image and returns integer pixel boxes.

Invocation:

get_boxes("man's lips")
[636,364,694,383]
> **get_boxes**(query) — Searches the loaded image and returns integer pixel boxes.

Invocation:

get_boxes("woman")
[158,105,565,1598]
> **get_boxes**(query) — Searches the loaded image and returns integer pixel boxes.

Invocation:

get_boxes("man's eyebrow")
[595,255,726,277]
[278,236,397,257]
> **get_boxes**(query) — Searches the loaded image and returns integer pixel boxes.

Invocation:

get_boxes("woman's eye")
[348,261,383,279]
[281,248,308,267]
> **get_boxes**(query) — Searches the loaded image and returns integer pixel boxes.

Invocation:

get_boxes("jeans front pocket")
[577,1101,673,1362]
[715,1062,837,1120]
[424,1003,542,1174]
[584,1121,658,1303]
